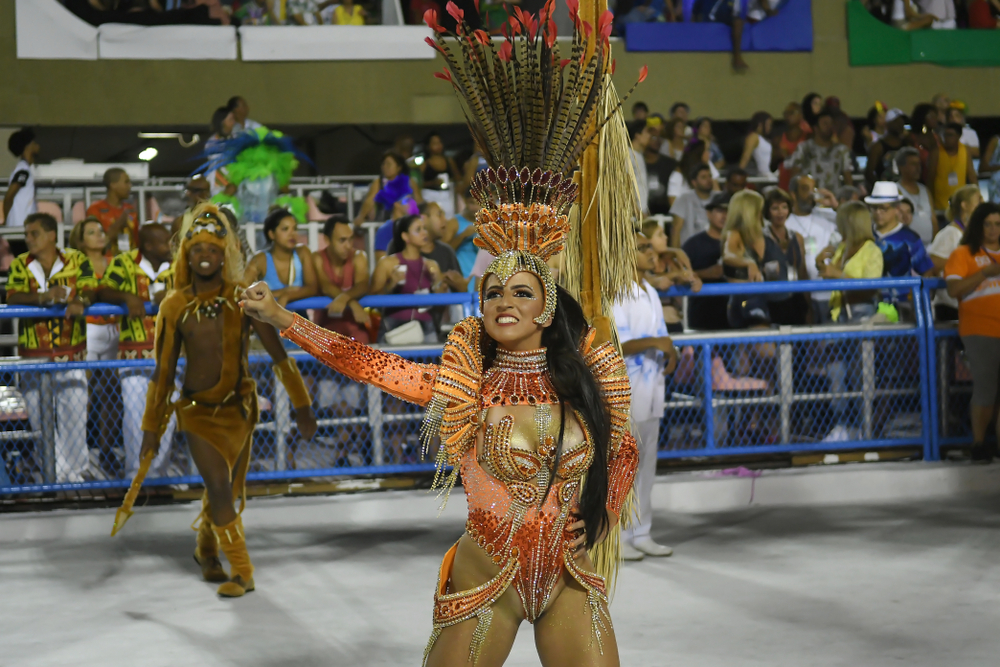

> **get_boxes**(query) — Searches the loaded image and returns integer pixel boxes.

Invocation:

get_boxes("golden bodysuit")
[282,314,638,664]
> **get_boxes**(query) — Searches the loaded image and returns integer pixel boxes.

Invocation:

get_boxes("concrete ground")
[4,468,1000,667]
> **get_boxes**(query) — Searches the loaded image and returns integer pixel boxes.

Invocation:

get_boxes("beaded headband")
[185,211,228,249]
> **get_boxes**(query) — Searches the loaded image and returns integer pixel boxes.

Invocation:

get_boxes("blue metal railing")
[0,278,974,495]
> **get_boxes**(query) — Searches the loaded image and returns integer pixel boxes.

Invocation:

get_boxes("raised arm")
[240,281,438,406]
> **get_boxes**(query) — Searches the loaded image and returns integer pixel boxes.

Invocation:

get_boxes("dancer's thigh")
[426,535,524,667]
[424,596,521,667]
[534,571,619,667]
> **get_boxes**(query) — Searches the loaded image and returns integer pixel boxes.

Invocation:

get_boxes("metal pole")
[862,339,875,440]
[307,221,319,251]
[347,184,355,221]
[137,186,147,223]
[366,224,376,275]
[938,337,949,439]
[779,342,792,444]
[39,372,55,483]
[368,384,384,466]
[62,191,72,227]
[700,343,715,451]
[274,381,290,471]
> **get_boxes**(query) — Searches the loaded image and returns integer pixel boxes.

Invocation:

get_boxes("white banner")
[239,25,435,61]
[15,0,98,60]
[98,24,237,60]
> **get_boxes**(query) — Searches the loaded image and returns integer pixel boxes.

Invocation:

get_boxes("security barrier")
[0,279,975,495]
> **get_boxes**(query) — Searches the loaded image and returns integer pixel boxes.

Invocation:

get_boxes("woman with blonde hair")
[816,202,883,323]
[722,190,789,329]
[927,184,983,320]
[815,201,884,441]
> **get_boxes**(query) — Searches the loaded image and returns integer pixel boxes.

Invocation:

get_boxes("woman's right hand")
[747,263,763,282]
[240,281,295,330]
[390,265,407,286]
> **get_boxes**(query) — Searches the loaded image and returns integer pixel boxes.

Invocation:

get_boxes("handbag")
[383,319,425,346]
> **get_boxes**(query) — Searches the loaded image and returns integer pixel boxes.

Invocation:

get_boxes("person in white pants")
[22,368,89,483]
[121,369,177,477]
[6,213,99,484]
[612,229,679,561]
[95,223,178,478]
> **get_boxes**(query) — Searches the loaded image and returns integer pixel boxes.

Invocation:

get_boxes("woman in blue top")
[353,151,423,226]
[244,207,318,307]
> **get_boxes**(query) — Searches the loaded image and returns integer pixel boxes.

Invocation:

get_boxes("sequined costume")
[282,0,642,658]
[282,314,638,662]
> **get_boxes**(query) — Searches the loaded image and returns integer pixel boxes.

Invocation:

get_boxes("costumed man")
[96,223,177,478]
[612,230,679,561]
[138,203,316,597]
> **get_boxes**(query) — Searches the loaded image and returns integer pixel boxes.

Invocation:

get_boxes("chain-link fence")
[658,327,927,457]
[0,278,979,494]
[0,348,444,492]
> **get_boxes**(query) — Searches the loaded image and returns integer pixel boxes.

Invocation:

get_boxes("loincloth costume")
[139,204,312,595]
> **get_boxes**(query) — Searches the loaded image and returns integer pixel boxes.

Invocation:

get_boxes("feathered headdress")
[426,0,645,321]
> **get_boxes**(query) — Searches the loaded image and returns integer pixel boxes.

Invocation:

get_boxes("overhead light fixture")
[137,132,200,148]
[414,156,425,166]
[138,147,158,161]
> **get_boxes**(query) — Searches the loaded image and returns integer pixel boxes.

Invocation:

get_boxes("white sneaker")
[633,539,674,557]
[622,543,645,561]
[822,425,851,442]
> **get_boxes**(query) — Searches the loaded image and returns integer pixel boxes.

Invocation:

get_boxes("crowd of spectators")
[64,0,373,26]
[628,91,996,335]
[3,85,1000,469]
[864,0,1000,30]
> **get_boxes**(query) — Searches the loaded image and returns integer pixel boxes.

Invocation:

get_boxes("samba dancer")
[241,1,645,661]
[138,203,316,597]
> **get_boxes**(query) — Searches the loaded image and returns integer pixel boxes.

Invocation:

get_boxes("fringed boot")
[192,502,228,583]
[213,516,255,598]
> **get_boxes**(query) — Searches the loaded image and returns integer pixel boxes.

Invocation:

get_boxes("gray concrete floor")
[3,492,1000,666]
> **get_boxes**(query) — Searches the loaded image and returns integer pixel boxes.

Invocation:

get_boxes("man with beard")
[139,204,316,597]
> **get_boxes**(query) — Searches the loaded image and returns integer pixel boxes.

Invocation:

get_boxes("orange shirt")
[944,244,1000,338]
[86,199,138,250]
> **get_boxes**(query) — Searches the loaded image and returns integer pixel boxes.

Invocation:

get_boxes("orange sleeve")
[944,246,973,280]
[605,431,638,522]
[281,314,438,407]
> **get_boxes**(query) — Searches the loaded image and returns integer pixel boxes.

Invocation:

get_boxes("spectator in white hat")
[868,181,934,280]
[864,108,911,191]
